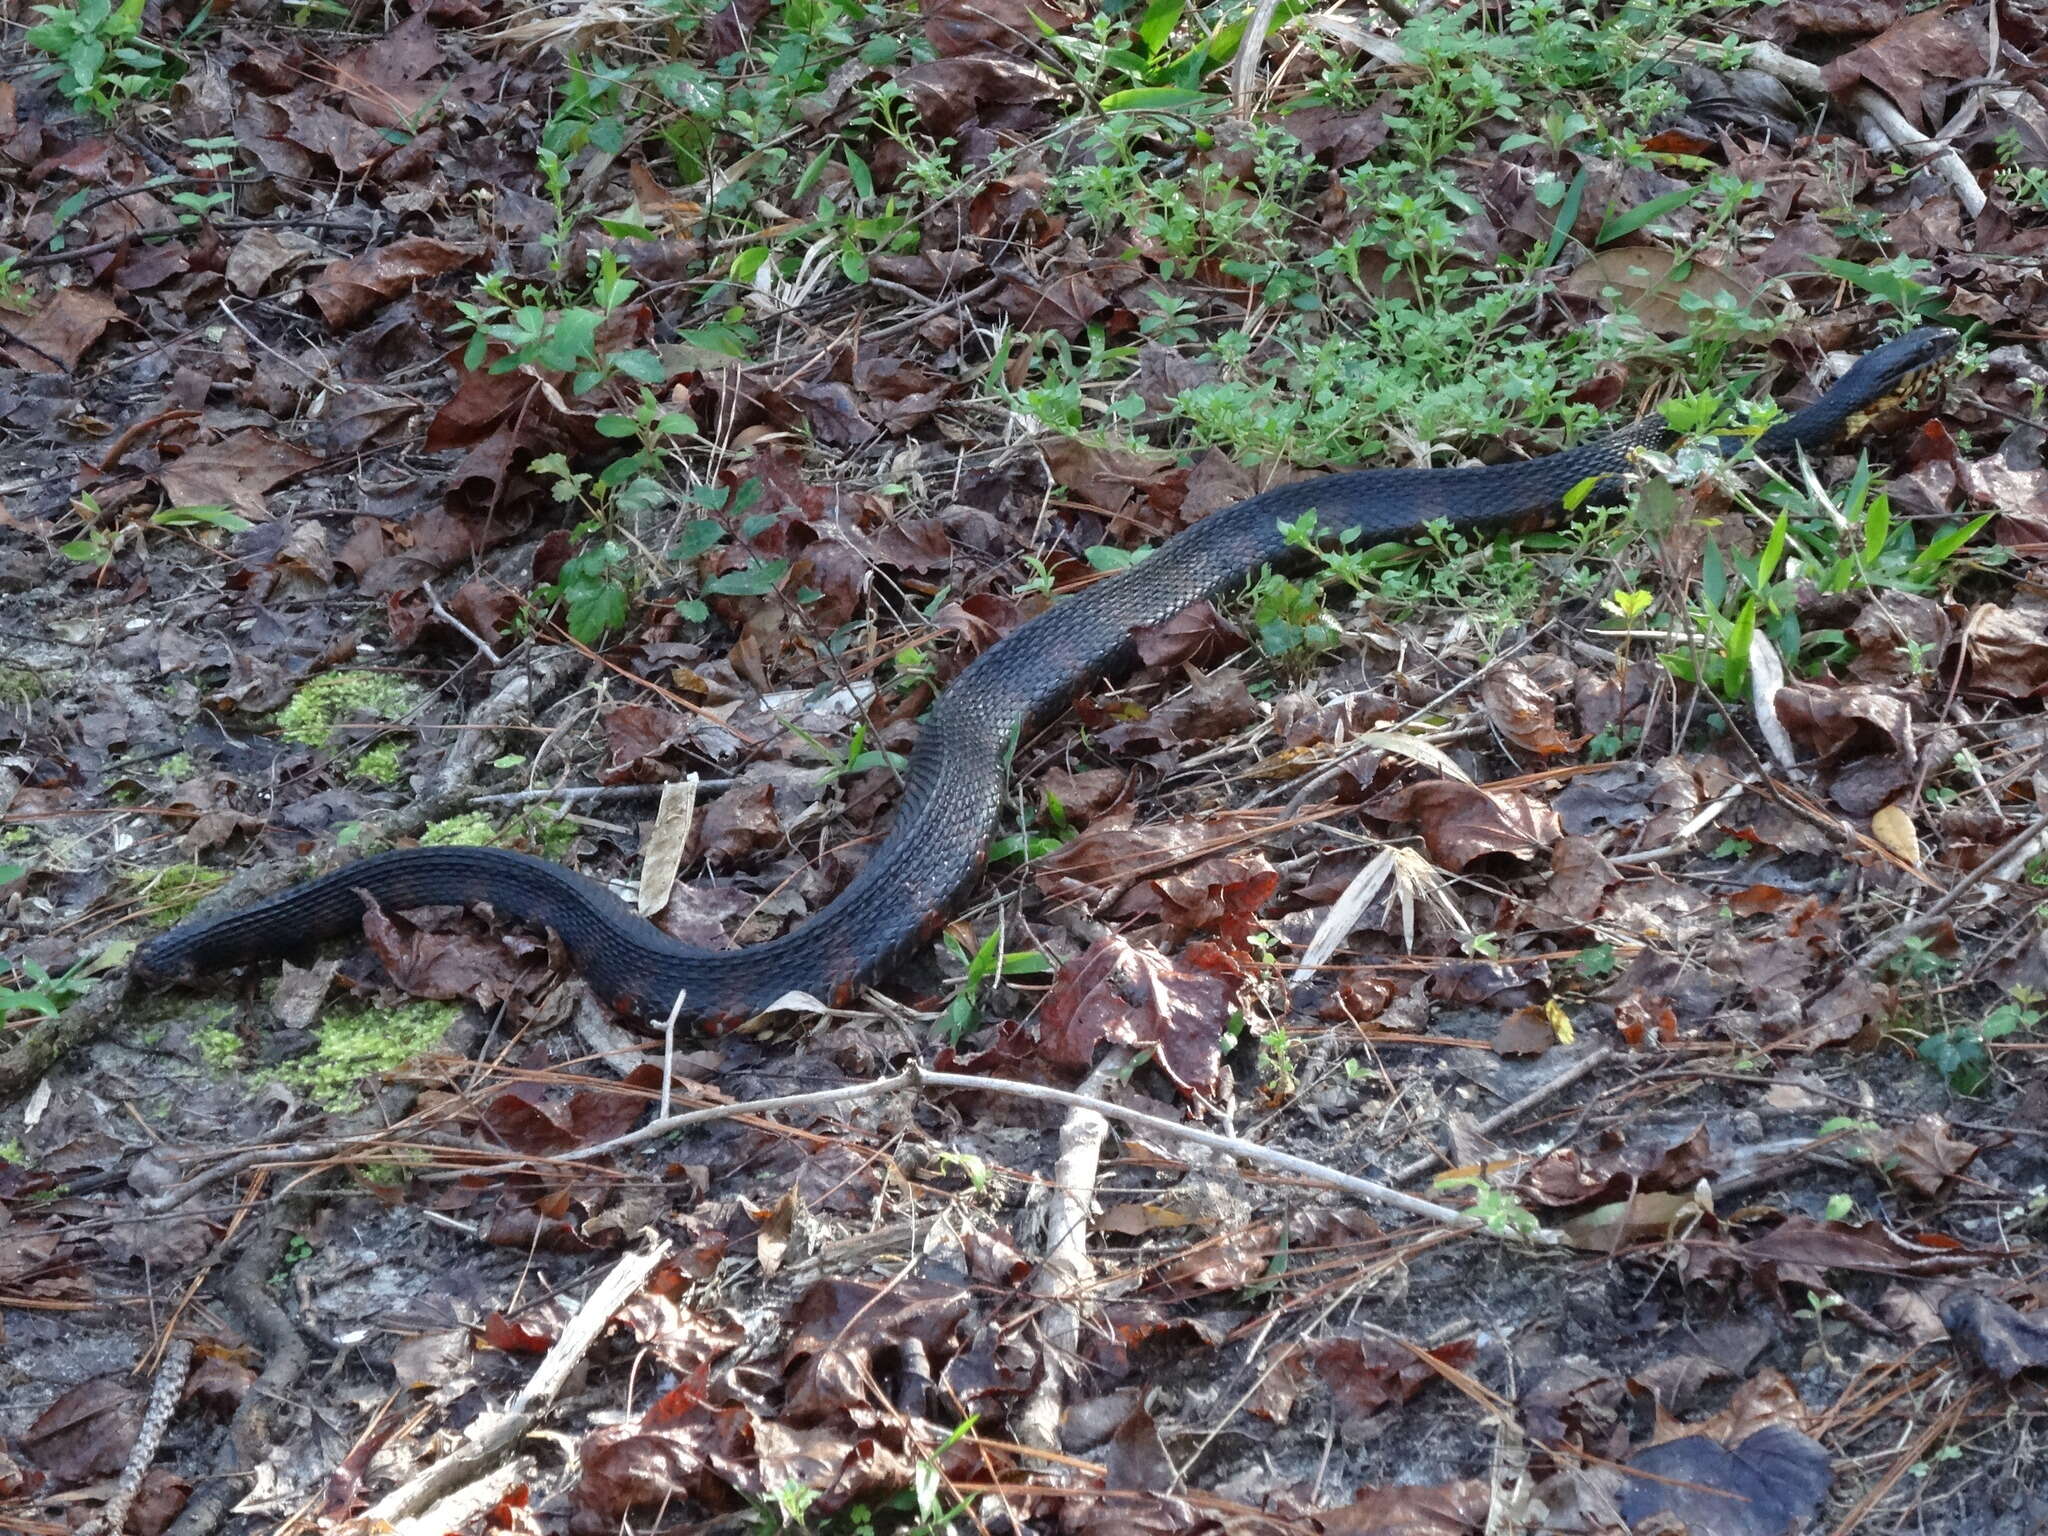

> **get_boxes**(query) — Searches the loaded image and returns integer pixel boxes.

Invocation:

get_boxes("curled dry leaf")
[1479,659,1580,757]
[1963,599,2048,698]
[1367,779,1561,871]
[304,236,478,329]
[1036,933,1241,1098]
[1310,1334,1478,1427]
[1941,1292,2048,1381]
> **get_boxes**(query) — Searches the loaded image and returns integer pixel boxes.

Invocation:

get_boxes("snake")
[133,326,1960,1032]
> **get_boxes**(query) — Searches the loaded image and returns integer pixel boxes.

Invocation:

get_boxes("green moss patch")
[277,671,422,749]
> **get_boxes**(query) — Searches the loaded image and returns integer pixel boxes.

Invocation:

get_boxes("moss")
[274,1002,459,1111]
[193,1026,245,1071]
[130,864,226,924]
[276,671,421,749]
[355,741,405,785]
[160,752,194,780]
[524,808,579,859]
[0,666,43,707]
[421,812,497,847]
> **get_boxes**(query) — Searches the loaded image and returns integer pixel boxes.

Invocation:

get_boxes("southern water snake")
[134,327,1961,1031]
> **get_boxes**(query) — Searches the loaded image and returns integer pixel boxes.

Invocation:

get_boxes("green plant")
[810,720,907,785]
[593,390,702,518]
[536,534,634,645]
[1919,989,2040,1095]
[1434,1174,1541,1239]
[452,254,665,397]
[1811,255,1947,324]
[276,671,421,749]
[26,0,180,117]
[0,259,31,311]
[987,794,1074,864]
[1573,944,1618,981]
[1659,462,1993,701]
[1794,1286,1844,1365]
[1045,1,1249,110]
[936,929,1049,1043]
[1257,1025,1298,1097]
[60,501,252,571]
[1,958,94,1022]
[1992,131,2048,211]
[274,1233,315,1283]
[170,137,237,224]
[272,1002,460,1110]
[1881,935,1955,984]
[128,863,224,923]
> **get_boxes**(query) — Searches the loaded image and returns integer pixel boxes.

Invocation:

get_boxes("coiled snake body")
[134,328,1959,1031]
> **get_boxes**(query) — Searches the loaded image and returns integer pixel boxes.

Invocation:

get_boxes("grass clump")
[129,863,225,923]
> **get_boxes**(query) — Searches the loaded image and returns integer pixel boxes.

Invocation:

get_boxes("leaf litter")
[1,0,2047,1529]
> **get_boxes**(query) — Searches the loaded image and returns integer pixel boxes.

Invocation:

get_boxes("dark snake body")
[134,328,1959,1031]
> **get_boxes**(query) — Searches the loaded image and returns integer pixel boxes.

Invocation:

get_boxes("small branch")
[362,1239,672,1523]
[460,1064,1559,1243]
[422,580,503,666]
[1859,810,2048,972]
[1613,783,1748,866]
[1392,1046,1616,1186]
[1700,39,1985,215]
[470,781,734,808]
[76,1338,194,1536]
[1014,1051,1127,1455]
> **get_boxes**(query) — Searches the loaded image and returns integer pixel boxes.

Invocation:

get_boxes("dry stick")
[1707,39,1987,216]
[388,1463,532,1536]
[152,1058,1569,1234]
[1611,782,1748,866]
[422,579,503,666]
[452,1064,1560,1243]
[75,1338,195,1536]
[361,1238,673,1523]
[470,780,735,808]
[1257,626,1553,811]
[1013,1050,1128,1457]
[424,645,587,805]
[1390,1045,1617,1186]
[1858,809,2048,973]
[1230,0,1288,113]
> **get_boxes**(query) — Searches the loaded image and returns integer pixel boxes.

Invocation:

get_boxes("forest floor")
[2,0,2047,1530]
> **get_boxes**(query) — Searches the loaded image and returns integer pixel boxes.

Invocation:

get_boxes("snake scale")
[134,327,1960,1032]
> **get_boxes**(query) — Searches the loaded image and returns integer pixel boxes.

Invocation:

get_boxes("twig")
[1391,1045,1617,1185]
[1858,810,2048,972]
[469,781,734,807]
[1261,626,1551,811]
[1703,39,1986,216]
[361,1239,672,1522]
[166,1211,306,1536]
[422,580,503,665]
[454,1064,1561,1243]
[1612,783,1748,865]
[1014,1050,1127,1455]
[76,1338,195,1536]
